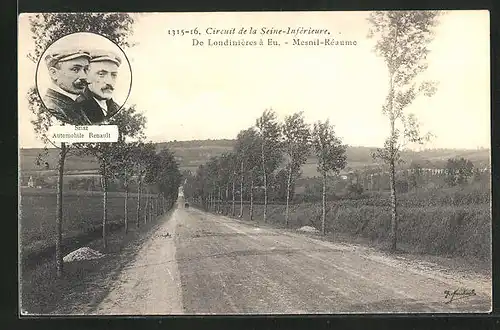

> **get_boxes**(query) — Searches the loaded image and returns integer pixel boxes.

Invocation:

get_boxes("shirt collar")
[50,84,80,101]
[93,97,108,115]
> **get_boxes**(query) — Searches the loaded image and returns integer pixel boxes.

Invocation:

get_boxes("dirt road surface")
[83,201,491,314]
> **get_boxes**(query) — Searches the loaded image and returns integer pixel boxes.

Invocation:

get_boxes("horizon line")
[19,139,491,152]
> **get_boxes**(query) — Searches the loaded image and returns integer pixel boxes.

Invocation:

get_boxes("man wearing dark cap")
[42,48,93,125]
[76,50,123,124]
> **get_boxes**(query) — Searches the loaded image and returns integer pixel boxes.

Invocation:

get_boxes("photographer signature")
[444,288,476,303]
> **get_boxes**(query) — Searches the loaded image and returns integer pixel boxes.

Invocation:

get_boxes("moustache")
[101,85,114,92]
[73,79,88,89]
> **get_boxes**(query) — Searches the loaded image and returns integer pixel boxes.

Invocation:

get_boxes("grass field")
[20,206,169,315]
[20,148,99,172]
[207,184,491,262]
[20,188,160,258]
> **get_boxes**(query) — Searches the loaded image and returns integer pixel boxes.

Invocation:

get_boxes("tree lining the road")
[312,120,347,235]
[233,128,261,220]
[367,10,442,251]
[25,13,183,276]
[74,106,146,250]
[282,111,311,227]
[183,110,346,230]
[255,110,283,223]
[129,142,157,228]
[27,12,136,277]
[182,11,444,255]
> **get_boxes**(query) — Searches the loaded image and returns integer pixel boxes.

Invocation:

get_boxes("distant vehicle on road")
[184,202,189,208]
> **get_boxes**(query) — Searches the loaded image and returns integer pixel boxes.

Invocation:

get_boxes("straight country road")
[84,200,491,315]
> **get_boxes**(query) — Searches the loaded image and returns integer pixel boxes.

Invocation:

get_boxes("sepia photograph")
[35,31,131,126]
[18,11,491,315]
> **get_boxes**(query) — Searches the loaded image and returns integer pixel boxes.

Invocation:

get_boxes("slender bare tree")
[312,120,347,236]
[368,10,441,251]
[255,109,282,222]
[282,111,311,227]
[27,13,135,274]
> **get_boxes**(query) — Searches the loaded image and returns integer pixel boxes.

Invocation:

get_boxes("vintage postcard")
[18,11,491,315]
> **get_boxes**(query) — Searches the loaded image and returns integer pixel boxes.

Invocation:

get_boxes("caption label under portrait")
[48,125,119,143]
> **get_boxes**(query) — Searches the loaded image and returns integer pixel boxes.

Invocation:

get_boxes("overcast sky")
[18,11,490,149]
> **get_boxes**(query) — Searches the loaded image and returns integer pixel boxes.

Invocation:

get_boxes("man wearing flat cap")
[42,48,93,125]
[76,50,123,124]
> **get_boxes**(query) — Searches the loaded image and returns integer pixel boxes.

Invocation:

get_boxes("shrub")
[239,187,490,261]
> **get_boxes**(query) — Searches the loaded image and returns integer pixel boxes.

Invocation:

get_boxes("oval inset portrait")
[36,32,132,125]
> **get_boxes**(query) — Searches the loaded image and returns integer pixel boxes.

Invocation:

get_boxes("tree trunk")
[151,195,154,220]
[218,186,222,214]
[149,195,153,222]
[213,190,216,212]
[225,184,229,215]
[385,61,398,250]
[149,194,152,222]
[136,172,142,228]
[232,175,236,217]
[322,172,327,235]
[151,195,154,219]
[149,194,153,221]
[212,184,216,212]
[144,189,149,224]
[124,184,128,234]
[148,193,152,222]
[250,176,254,221]
[239,160,244,218]
[285,165,292,227]
[261,144,267,222]
[389,148,398,251]
[55,142,67,277]
[387,63,398,251]
[102,163,108,250]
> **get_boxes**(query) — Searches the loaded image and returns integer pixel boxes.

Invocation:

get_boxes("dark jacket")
[42,88,92,125]
[76,88,120,124]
